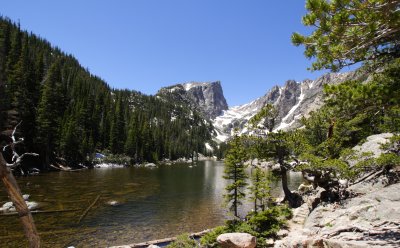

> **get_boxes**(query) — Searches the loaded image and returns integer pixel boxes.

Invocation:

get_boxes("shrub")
[200,226,227,248]
[167,233,197,248]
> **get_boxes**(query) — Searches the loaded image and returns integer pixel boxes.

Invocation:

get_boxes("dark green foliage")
[297,60,400,191]
[224,134,248,218]
[0,17,214,169]
[200,226,228,248]
[166,233,197,248]
[249,168,272,213]
[292,0,400,71]
[200,206,292,248]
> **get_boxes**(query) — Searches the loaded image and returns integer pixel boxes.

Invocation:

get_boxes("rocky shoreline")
[274,180,400,248]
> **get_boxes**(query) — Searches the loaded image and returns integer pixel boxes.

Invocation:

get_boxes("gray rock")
[276,229,289,238]
[22,194,30,200]
[183,81,228,119]
[213,70,363,141]
[144,163,157,168]
[351,133,393,164]
[107,200,119,206]
[26,201,39,211]
[2,201,13,210]
[217,233,256,248]
[298,183,313,194]
[265,238,274,247]
[147,245,160,248]
[157,81,228,120]
[276,183,400,248]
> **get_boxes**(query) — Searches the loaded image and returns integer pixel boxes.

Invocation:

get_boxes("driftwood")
[77,194,101,224]
[50,163,86,172]
[0,208,81,217]
[0,227,97,240]
[0,122,40,247]
[112,229,211,248]
[350,169,384,186]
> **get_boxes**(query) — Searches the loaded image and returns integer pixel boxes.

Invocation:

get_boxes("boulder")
[276,183,400,248]
[276,229,289,238]
[2,201,13,210]
[144,163,157,168]
[26,201,39,211]
[107,200,119,206]
[265,238,274,247]
[298,183,313,194]
[217,233,256,248]
[23,194,30,200]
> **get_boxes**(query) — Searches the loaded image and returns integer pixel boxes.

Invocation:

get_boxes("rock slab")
[217,233,256,248]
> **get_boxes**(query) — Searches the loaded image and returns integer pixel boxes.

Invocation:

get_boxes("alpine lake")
[0,161,303,247]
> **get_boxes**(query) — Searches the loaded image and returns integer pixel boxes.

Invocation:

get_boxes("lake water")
[0,161,303,247]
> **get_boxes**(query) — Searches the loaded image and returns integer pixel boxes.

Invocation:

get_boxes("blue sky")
[1,1,347,106]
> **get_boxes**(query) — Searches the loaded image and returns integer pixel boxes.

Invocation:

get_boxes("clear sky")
[1,1,348,106]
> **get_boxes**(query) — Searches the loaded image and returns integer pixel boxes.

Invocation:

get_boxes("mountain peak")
[158,81,228,120]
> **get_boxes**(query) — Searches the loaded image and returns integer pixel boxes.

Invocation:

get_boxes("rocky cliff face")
[183,82,228,119]
[213,71,361,142]
[157,81,228,120]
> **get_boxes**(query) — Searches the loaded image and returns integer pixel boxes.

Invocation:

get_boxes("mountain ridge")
[211,71,363,142]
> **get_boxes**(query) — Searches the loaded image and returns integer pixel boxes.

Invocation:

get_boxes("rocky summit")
[212,71,362,142]
[182,81,228,120]
[157,81,228,120]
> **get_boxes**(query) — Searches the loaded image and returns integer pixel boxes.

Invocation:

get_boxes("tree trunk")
[280,166,292,199]
[0,152,40,247]
[281,165,299,207]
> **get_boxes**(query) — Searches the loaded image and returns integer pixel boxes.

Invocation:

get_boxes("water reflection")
[0,161,302,247]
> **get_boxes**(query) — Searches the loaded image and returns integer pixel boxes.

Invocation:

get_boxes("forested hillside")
[0,17,214,171]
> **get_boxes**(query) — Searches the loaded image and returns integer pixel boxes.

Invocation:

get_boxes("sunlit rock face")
[157,81,228,120]
[212,71,361,142]
[182,81,228,120]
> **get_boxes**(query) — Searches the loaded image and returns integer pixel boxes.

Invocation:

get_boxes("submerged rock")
[107,200,120,206]
[1,200,39,212]
[217,233,256,248]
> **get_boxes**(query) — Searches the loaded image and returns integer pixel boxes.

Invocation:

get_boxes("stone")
[107,200,119,206]
[147,245,160,248]
[26,201,39,211]
[22,194,30,200]
[265,238,274,247]
[217,233,256,248]
[306,187,326,210]
[298,183,313,194]
[2,201,13,210]
[276,229,289,238]
[144,163,157,168]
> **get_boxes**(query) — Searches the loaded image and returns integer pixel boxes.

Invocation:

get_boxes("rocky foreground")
[275,180,400,248]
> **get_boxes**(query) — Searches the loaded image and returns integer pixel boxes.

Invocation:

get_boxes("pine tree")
[36,59,63,167]
[249,167,271,213]
[224,133,248,218]
[292,0,400,71]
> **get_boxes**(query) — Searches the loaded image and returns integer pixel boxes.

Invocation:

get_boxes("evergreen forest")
[0,17,214,171]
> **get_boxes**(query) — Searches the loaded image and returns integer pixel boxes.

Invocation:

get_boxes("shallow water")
[0,161,302,247]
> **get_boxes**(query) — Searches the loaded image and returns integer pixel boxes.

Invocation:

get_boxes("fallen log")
[77,194,101,224]
[0,227,97,240]
[0,208,81,217]
[109,229,211,248]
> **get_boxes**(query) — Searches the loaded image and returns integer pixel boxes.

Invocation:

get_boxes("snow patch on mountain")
[212,71,360,143]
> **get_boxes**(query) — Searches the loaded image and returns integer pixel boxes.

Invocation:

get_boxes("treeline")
[0,17,214,170]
